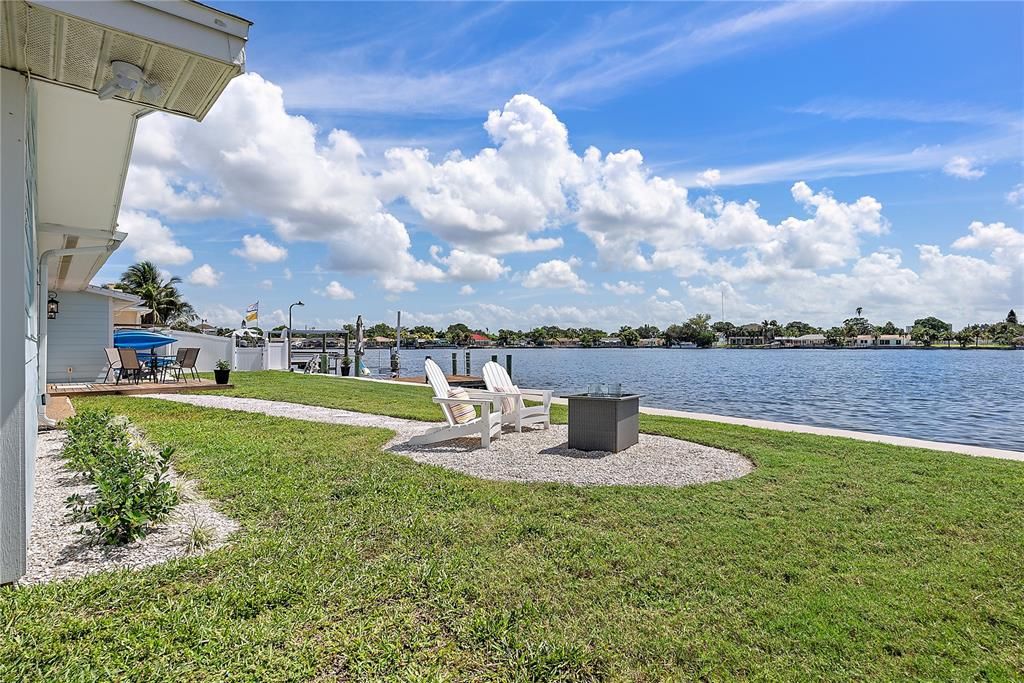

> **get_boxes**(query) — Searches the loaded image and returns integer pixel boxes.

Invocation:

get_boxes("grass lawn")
[3,372,1023,680]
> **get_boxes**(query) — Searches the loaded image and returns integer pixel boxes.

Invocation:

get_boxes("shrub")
[63,409,179,545]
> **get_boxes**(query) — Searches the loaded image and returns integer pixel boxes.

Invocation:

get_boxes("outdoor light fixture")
[97,61,162,102]
[287,301,305,372]
[46,291,59,319]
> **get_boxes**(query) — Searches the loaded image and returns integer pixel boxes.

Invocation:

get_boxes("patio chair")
[116,348,147,384]
[408,358,503,448]
[161,348,188,382]
[103,347,122,383]
[482,361,552,432]
[166,347,200,382]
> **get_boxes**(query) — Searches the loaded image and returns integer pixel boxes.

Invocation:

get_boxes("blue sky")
[97,1,1024,331]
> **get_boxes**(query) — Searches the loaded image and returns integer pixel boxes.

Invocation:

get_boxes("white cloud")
[695,168,721,188]
[199,303,244,327]
[317,280,356,300]
[459,284,475,295]
[943,155,985,180]
[116,210,193,265]
[231,234,288,263]
[952,221,1024,268]
[431,247,510,281]
[656,287,671,297]
[259,279,273,290]
[187,264,222,287]
[1007,184,1024,208]
[522,258,589,293]
[282,267,293,280]
[602,280,644,295]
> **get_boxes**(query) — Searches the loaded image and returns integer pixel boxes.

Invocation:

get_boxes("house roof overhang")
[3,1,251,291]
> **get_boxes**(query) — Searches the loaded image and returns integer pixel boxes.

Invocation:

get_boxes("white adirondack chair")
[409,358,503,448]
[482,361,552,432]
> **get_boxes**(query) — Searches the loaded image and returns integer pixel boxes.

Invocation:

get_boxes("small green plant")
[340,355,352,367]
[185,514,216,553]
[215,359,230,371]
[62,408,179,545]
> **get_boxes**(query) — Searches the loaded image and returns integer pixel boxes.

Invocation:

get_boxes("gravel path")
[24,430,238,586]
[142,394,753,487]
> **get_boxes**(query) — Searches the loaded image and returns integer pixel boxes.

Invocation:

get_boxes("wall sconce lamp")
[47,291,59,319]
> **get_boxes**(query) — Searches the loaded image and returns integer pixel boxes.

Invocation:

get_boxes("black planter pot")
[214,369,231,384]
[341,365,351,376]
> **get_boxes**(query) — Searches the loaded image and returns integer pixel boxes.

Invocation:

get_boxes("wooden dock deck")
[47,378,232,397]
[391,374,485,389]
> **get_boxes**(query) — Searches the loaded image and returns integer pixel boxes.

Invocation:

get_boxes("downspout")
[36,236,125,425]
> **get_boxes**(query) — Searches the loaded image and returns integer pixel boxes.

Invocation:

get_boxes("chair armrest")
[516,388,552,408]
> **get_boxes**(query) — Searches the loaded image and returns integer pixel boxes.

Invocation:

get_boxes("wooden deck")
[47,378,232,397]
[392,374,485,389]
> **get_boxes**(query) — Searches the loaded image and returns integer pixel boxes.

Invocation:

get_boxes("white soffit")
[1,0,250,121]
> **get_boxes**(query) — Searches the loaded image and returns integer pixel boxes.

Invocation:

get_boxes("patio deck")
[47,379,232,397]
[391,374,485,389]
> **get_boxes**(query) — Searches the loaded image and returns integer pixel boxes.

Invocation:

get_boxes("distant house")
[551,337,580,347]
[853,334,915,347]
[638,337,664,347]
[599,336,622,347]
[728,336,764,346]
[196,323,217,335]
[775,334,827,348]
[469,333,494,347]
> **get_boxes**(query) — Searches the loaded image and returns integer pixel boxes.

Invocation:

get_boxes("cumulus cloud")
[430,247,510,281]
[1007,184,1024,208]
[952,221,1024,268]
[260,279,273,289]
[317,280,356,300]
[187,264,222,287]
[231,234,288,263]
[522,258,589,293]
[459,284,475,295]
[943,155,985,180]
[602,280,645,295]
[117,210,193,265]
[655,287,671,297]
[695,168,721,187]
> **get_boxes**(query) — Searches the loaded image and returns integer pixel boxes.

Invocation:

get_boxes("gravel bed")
[143,394,753,487]
[22,430,238,586]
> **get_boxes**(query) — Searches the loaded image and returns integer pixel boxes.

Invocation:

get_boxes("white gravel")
[23,430,239,586]
[141,394,753,487]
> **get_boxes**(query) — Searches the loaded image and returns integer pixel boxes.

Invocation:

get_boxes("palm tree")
[856,306,863,317]
[118,261,196,326]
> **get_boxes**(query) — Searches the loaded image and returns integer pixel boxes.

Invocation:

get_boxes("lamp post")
[288,300,304,371]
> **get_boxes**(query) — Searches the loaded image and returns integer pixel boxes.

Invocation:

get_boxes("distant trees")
[780,320,820,337]
[444,323,472,346]
[616,326,640,346]
[664,314,716,348]
[410,325,437,339]
[760,319,779,341]
[1007,309,1018,325]
[824,327,846,346]
[842,317,874,337]
[910,317,950,347]
[118,261,196,326]
[366,322,396,339]
[877,321,900,336]
[711,321,737,338]
[635,324,661,339]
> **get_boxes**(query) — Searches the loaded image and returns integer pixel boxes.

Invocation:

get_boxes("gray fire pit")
[566,393,642,453]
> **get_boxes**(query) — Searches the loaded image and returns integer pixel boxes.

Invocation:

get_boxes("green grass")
[3,373,1023,680]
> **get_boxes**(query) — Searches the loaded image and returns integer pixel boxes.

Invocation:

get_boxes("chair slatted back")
[117,347,141,370]
[424,358,456,425]
[481,361,512,393]
[105,347,121,369]
[174,348,188,363]
[182,348,199,368]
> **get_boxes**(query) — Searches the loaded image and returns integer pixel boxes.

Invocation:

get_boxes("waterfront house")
[0,0,250,585]
[776,334,827,348]
[853,334,915,347]
[728,336,765,346]
[638,337,665,347]
[599,336,623,347]
[469,333,495,347]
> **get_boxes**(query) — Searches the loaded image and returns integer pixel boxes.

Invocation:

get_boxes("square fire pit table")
[566,393,642,453]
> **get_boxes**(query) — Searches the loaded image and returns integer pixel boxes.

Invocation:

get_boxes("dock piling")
[451,353,457,375]
[505,354,512,379]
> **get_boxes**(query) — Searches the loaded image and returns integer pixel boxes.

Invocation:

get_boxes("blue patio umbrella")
[113,329,178,351]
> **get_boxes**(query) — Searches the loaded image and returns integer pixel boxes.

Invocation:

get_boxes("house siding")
[47,291,113,383]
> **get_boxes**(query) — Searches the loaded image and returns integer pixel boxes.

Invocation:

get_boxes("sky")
[95,1,1024,332]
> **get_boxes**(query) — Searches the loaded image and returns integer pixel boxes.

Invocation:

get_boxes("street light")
[288,300,304,371]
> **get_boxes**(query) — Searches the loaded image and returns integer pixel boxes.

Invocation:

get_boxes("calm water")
[367,347,1024,451]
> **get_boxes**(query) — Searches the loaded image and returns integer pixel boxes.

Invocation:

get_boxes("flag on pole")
[245,301,259,323]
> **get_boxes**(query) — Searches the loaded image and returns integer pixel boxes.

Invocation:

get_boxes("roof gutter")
[36,236,125,425]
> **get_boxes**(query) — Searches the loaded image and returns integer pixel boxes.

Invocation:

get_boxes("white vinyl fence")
[165,331,233,372]
[233,347,264,371]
